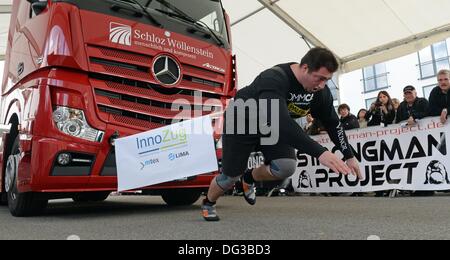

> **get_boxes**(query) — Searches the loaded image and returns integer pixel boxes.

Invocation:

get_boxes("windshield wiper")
[155,9,213,36]
[153,0,225,47]
[109,0,162,28]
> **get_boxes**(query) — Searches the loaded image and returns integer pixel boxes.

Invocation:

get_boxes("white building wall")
[339,69,364,113]
[339,38,450,113]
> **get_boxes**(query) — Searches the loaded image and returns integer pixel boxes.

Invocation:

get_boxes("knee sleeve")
[216,174,240,191]
[269,159,297,179]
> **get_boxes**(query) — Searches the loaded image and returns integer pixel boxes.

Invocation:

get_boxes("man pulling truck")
[202,48,362,221]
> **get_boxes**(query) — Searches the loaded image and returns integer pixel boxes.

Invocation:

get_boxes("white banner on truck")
[293,117,450,193]
[115,116,218,192]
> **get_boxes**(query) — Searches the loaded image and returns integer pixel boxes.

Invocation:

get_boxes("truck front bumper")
[18,135,217,193]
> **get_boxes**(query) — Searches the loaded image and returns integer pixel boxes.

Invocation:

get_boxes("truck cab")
[0,0,236,216]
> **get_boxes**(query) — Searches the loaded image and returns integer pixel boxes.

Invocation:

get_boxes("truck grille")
[86,45,225,130]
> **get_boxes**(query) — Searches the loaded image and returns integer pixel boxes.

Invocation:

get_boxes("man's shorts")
[221,134,296,178]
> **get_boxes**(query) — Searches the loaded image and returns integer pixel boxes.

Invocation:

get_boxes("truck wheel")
[161,189,202,206]
[6,137,48,217]
[1,159,7,205]
[72,192,111,203]
[1,137,11,206]
[0,173,6,206]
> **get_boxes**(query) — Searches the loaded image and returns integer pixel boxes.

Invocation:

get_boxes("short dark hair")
[338,104,350,113]
[357,109,367,118]
[301,47,339,73]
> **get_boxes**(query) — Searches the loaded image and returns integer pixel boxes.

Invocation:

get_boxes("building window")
[362,63,389,93]
[365,97,377,110]
[327,76,339,101]
[418,41,450,79]
[423,84,436,99]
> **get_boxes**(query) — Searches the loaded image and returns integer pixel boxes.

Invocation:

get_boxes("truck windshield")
[53,0,229,47]
[138,0,227,41]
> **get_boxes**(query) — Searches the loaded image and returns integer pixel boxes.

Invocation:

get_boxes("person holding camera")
[365,91,396,127]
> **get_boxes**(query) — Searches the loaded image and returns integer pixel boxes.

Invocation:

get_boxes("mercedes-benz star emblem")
[152,55,182,86]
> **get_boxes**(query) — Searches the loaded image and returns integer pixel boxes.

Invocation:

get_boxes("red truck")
[0,0,236,217]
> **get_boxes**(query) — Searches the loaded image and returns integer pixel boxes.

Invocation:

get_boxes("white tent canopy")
[222,0,450,85]
[1,0,450,85]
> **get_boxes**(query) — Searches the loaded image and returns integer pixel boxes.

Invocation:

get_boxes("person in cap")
[396,85,429,125]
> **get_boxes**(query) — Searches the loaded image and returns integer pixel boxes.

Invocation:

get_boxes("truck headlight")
[53,106,104,142]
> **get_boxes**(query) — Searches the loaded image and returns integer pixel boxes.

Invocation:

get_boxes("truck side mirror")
[27,0,48,16]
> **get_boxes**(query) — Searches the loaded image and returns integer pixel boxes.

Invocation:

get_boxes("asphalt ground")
[1,194,450,240]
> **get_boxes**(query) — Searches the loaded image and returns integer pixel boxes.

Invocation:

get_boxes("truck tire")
[161,189,202,206]
[1,154,7,205]
[72,192,111,203]
[0,192,7,206]
[1,135,13,206]
[6,137,48,217]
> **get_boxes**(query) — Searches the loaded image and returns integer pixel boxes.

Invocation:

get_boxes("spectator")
[365,91,396,127]
[392,98,401,122]
[357,109,368,128]
[396,85,429,125]
[429,69,450,124]
[338,104,359,130]
[304,114,314,133]
[304,114,326,136]
[392,98,401,111]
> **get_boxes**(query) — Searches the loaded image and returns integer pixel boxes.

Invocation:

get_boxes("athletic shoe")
[201,200,220,222]
[240,173,256,206]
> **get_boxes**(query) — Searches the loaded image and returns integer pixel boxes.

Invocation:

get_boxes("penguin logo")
[298,170,312,189]
[424,161,450,185]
